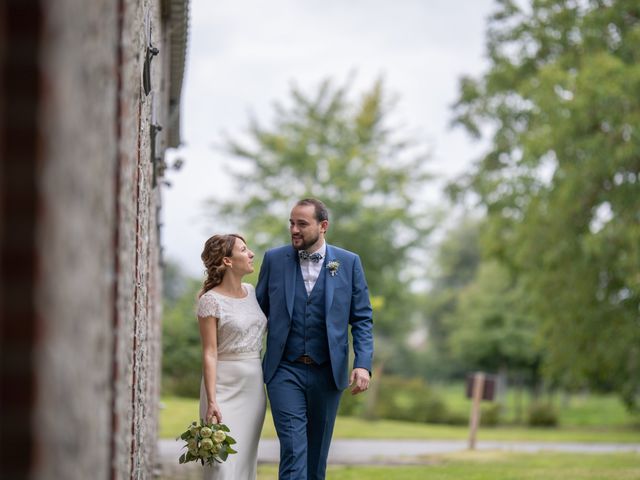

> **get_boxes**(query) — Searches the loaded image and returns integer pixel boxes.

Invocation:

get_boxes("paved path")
[159,438,640,466]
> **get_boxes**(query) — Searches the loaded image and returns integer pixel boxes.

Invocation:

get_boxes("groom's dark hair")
[296,198,329,223]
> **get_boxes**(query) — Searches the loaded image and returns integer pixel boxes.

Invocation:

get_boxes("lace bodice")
[197,283,267,356]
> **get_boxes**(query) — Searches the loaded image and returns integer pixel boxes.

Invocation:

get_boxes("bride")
[197,234,267,479]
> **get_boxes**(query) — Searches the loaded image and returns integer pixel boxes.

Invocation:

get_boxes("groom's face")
[289,204,328,252]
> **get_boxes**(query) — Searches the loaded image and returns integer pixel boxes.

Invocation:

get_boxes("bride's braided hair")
[199,234,245,297]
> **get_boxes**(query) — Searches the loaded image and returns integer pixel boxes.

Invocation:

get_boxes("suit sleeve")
[349,254,374,373]
[255,251,270,317]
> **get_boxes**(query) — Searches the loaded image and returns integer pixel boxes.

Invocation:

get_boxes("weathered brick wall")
[112,1,165,477]
[32,1,119,478]
[0,1,186,479]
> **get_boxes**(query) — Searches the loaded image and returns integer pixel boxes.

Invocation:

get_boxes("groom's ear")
[320,220,329,234]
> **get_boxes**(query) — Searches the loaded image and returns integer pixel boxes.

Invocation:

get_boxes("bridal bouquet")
[177,420,237,465]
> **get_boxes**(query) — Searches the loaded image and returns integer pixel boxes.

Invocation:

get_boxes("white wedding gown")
[197,283,267,480]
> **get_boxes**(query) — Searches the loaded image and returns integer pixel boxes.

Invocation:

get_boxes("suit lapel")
[285,246,296,318]
[324,244,335,314]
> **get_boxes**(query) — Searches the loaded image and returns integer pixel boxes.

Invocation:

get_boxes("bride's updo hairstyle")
[200,233,245,296]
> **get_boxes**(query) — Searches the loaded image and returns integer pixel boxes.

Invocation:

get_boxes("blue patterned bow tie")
[298,251,323,263]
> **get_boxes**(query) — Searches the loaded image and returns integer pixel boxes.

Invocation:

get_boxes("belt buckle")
[300,355,313,365]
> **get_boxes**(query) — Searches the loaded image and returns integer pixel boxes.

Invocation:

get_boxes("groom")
[256,198,374,480]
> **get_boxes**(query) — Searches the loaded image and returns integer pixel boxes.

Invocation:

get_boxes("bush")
[363,376,450,423]
[162,280,202,398]
[480,402,502,426]
[338,387,366,416]
[527,402,559,427]
[443,411,468,425]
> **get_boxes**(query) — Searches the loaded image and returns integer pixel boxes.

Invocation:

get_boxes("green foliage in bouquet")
[177,420,238,465]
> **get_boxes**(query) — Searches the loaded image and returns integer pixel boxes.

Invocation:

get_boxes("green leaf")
[218,448,229,462]
[449,0,640,409]
[225,435,236,445]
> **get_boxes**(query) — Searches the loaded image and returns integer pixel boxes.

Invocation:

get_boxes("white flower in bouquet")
[177,419,238,466]
[201,438,214,450]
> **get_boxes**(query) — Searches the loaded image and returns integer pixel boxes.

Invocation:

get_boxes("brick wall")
[0,1,188,479]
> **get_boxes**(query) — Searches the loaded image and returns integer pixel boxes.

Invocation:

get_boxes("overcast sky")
[162,0,496,277]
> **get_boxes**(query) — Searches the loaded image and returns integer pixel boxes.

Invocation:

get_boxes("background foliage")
[162,0,640,422]
[448,0,640,409]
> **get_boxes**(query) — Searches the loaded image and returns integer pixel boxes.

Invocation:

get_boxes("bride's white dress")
[197,283,267,480]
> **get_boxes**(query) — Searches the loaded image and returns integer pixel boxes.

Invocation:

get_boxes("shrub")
[480,402,501,426]
[366,376,450,423]
[527,402,559,427]
[338,387,366,416]
[444,411,468,425]
[162,280,202,398]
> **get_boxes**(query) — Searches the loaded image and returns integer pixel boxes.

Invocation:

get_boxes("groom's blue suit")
[256,244,373,480]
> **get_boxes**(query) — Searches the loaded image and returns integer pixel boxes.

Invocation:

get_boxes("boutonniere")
[326,260,340,277]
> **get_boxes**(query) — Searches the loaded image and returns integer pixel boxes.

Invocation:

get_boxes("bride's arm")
[198,314,223,423]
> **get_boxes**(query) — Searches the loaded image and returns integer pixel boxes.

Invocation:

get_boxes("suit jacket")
[256,243,374,390]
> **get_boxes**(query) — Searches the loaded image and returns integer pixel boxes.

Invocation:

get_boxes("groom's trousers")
[267,359,342,480]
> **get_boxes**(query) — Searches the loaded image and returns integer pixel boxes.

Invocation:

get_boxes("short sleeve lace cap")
[197,291,220,318]
[195,283,266,356]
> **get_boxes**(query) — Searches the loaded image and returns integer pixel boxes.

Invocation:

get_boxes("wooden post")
[468,372,485,450]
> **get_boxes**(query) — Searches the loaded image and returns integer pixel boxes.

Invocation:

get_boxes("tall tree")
[446,260,541,381]
[451,0,640,408]
[162,278,203,397]
[417,218,483,379]
[207,78,435,371]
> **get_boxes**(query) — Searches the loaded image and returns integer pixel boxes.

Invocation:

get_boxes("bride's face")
[227,239,255,274]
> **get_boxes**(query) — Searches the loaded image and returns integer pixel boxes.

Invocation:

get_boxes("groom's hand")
[349,368,370,395]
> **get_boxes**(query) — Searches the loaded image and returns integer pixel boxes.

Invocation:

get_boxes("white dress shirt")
[299,242,326,295]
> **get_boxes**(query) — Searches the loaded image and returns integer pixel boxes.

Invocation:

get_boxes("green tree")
[446,260,541,381]
[451,0,640,408]
[162,278,202,397]
[207,78,435,379]
[417,218,483,380]
[163,259,191,308]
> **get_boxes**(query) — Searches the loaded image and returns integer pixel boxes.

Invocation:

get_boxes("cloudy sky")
[162,0,496,277]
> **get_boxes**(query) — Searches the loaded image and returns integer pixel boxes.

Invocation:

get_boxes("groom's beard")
[291,232,320,251]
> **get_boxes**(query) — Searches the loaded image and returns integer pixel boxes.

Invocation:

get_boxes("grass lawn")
[159,396,640,443]
[432,382,640,428]
[255,451,640,480]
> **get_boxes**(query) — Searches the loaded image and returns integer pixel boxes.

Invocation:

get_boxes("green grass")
[431,382,640,428]
[256,452,640,479]
[328,415,640,443]
[160,396,640,443]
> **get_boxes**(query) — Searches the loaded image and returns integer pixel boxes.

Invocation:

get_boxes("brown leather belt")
[295,355,316,365]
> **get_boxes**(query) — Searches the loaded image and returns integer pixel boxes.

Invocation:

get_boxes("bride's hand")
[206,401,223,424]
